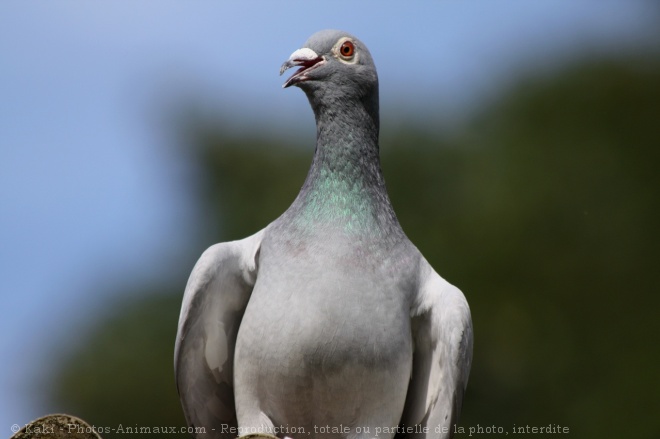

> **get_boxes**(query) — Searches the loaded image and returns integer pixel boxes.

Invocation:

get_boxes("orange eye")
[339,41,355,58]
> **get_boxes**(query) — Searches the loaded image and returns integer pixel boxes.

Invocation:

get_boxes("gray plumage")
[175,29,472,439]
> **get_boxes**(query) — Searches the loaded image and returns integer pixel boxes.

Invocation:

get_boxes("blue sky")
[0,1,657,429]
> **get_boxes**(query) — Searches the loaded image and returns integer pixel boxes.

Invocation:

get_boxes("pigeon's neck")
[310,95,381,189]
[287,94,400,237]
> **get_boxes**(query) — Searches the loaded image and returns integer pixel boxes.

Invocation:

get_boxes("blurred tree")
[430,58,660,437]
[50,54,659,438]
[52,289,187,434]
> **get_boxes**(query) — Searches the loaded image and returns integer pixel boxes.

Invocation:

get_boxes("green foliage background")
[50,55,660,438]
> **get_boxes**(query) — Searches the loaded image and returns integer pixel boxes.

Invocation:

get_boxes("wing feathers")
[174,229,264,438]
[402,260,473,439]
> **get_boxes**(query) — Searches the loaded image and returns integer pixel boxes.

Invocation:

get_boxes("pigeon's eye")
[339,41,355,59]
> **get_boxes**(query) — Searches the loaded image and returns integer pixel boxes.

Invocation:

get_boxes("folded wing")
[174,230,264,438]
[401,260,473,439]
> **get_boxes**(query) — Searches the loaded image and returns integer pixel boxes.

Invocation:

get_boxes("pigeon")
[175,29,472,439]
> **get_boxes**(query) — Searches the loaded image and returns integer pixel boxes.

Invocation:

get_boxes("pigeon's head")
[280,30,378,100]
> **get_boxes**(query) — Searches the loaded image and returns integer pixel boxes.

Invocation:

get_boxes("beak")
[280,47,325,88]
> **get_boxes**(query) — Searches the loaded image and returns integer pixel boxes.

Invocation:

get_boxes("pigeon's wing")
[401,259,473,439]
[174,229,264,438]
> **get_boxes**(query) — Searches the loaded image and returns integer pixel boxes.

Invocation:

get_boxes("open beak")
[280,48,325,88]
